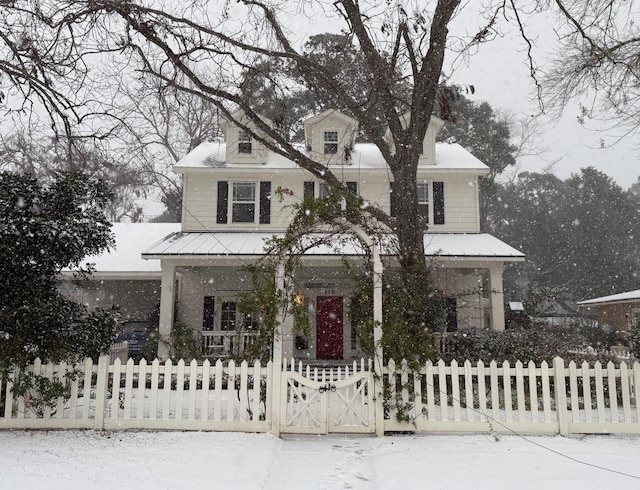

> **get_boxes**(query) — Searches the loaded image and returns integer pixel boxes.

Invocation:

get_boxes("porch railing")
[201,330,260,359]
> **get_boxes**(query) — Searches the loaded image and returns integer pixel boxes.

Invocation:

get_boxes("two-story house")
[142,109,524,361]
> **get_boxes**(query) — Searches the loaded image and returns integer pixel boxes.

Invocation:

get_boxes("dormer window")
[324,131,338,154]
[238,129,252,154]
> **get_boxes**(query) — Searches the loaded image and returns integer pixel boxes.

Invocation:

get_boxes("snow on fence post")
[93,355,110,431]
[553,357,569,436]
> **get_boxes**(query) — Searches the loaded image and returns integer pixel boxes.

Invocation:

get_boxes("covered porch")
[142,232,524,361]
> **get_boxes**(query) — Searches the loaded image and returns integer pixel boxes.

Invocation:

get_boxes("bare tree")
[0,128,146,221]
[0,0,541,284]
[112,76,221,221]
[544,0,640,136]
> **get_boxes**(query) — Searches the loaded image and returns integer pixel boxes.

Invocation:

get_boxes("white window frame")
[230,181,257,224]
[323,130,338,154]
[417,181,430,223]
[203,297,260,332]
[237,129,252,154]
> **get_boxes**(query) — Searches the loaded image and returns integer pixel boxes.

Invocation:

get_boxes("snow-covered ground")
[1,431,640,489]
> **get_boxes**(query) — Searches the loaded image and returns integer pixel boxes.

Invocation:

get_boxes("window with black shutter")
[217,181,228,224]
[433,181,445,225]
[203,296,215,331]
[259,181,271,224]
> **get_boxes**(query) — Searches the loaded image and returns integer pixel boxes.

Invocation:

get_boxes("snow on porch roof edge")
[141,232,525,261]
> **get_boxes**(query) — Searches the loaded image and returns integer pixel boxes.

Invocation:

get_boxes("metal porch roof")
[142,232,525,261]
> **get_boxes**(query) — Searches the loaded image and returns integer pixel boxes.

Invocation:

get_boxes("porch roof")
[142,232,524,262]
[62,223,181,277]
[577,289,640,307]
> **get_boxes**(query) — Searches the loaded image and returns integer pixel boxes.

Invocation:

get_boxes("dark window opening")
[203,296,215,331]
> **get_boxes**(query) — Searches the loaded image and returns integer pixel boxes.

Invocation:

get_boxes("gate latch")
[319,383,336,393]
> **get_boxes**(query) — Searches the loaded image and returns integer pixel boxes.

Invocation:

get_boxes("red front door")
[316,296,344,360]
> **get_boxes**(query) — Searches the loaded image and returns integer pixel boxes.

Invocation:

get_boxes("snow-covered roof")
[173,141,489,173]
[142,232,524,262]
[577,290,640,306]
[63,223,181,277]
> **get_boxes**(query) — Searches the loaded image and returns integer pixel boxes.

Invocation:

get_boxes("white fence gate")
[279,360,375,434]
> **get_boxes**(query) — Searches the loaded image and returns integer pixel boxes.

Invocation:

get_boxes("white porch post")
[270,260,286,437]
[352,225,384,436]
[158,262,176,361]
[372,241,385,437]
[489,264,505,331]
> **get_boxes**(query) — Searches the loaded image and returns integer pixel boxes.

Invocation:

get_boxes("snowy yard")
[1,430,640,489]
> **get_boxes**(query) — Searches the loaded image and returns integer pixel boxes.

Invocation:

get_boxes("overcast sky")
[445,6,639,188]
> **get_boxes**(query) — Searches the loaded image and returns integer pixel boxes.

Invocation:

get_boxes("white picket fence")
[384,358,640,435]
[2,356,640,436]
[0,357,271,432]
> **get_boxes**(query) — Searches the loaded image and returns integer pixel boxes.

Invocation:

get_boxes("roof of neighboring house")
[142,232,524,262]
[173,141,490,173]
[62,223,181,278]
[577,290,640,307]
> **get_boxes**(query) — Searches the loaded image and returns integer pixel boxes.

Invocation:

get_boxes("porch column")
[372,240,384,437]
[270,259,286,437]
[489,264,505,331]
[158,262,176,361]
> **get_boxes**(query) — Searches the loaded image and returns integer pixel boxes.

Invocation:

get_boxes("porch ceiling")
[142,232,524,262]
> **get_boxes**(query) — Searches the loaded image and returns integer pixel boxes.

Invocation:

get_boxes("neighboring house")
[142,109,524,362]
[577,290,640,333]
[60,223,181,322]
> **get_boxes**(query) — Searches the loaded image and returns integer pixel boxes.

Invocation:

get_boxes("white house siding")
[181,170,479,233]
[181,173,217,231]
[181,169,394,233]
[417,174,480,233]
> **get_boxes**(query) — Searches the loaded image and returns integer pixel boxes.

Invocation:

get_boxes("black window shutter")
[346,181,358,195]
[217,181,228,224]
[389,181,396,217]
[433,181,445,225]
[259,181,271,224]
[303,181,315,198]
[203,296,215,331]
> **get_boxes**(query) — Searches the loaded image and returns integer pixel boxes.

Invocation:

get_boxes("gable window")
[417,182,429,222]
[238,129,252,154]
[324,131,338,154]
[231,182,256,223]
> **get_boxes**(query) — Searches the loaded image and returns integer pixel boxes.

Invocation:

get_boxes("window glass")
[319,182,331,199]
[238,129,252,154]
[232,182,256,222]
[324,131,338,154]
[221,301,237,331]
[417,182,429,222]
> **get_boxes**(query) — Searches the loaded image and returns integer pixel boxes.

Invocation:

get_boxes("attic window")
[238,129,252,154]
[324,131,338,154]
